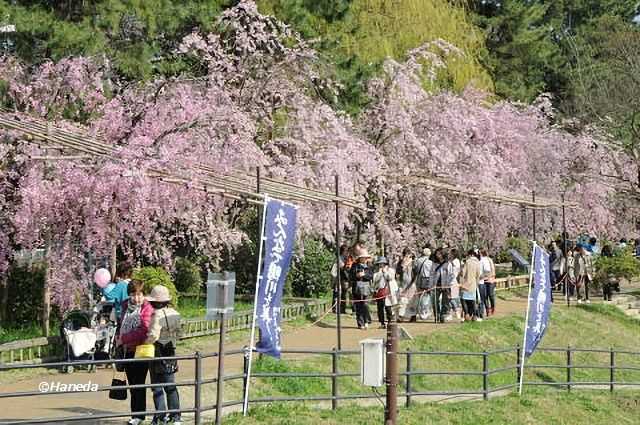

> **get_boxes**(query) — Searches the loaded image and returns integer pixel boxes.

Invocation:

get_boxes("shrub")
[4,262,46,326]
[173,257,203,294]
[132,266,179,305]
[594,250,640,288]
[287,238,334,298]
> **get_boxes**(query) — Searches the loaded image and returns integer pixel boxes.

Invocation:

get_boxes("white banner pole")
[242,194,269,416]
[519,242,537,395]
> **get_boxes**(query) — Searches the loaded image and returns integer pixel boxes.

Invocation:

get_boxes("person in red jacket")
[117,279,153,425]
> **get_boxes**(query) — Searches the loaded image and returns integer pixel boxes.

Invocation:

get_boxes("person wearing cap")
[350,250,374,330]
[146,285,182,425]
[373,256,398,328]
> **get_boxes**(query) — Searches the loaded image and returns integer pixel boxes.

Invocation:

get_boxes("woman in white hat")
[146,285,182,425]
[373,256,398,328]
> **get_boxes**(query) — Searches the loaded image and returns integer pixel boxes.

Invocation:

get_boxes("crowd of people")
[100,269,182,425]
[548,236,631,303]
[332,242,499,329]
[332,236,634,330]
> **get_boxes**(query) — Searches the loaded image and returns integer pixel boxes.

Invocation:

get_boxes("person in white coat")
[373,256,399,328]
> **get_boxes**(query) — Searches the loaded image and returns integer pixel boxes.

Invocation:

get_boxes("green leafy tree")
[594,249,640,288]
[563,16,640,196]
[0,0,230,78]
[287,238,334,298]
[466,0,639,103]
[132,266,179,305]
[173,257,203,294]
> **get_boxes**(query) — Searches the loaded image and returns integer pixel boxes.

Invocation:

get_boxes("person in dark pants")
[332,244,350,314]
[430,248,453,322]
[351,250,373,330]
[146,285,182,425]
[117,280,153,425]
[460,249,482,322]
[575,245,594,303]
[373,256,398,328]
[600,245,616,302]
[480,249,497,315]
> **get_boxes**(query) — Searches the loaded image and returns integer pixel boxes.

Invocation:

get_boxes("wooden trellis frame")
[0,111,365,209]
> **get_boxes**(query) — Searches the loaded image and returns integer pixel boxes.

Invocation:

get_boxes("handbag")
[108,371,127,400]
[375,285,390,300]
[356,281,371,298]
[152,310,179,374]
[374,274,390,299]
[134,343,155,358]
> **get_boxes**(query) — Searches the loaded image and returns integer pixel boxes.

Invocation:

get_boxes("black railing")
[1,345,639,424]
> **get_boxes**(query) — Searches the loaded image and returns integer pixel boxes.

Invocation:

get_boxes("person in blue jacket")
[101,267,132,320]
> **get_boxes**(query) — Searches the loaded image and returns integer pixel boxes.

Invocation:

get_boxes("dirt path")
[0,297,528,424]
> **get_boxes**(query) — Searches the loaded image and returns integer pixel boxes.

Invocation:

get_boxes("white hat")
[422,248,431,257]
[146,285,171,302]
[357,248,372,259]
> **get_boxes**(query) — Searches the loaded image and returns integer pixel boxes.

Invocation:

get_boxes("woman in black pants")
[351,252,373,329]
[117,280,153,425]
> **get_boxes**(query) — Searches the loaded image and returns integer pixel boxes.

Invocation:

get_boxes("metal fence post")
[405,349,412,408]
[610,348,615,393]
[566,346,572,393]
[242,346,250,410]
[516,345,521,386]
[195,351,202,425]
[482,351,489,401]
[332,348,338,411]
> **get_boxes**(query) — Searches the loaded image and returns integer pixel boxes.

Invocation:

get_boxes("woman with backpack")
[146,285,182,425]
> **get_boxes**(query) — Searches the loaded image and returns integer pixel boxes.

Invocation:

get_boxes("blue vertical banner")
[255,197,298,358]
[524,244,552,357]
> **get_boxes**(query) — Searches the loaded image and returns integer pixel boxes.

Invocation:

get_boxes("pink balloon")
[94,268,111,288]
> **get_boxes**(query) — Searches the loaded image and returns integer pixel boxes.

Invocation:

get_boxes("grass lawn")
[222,303,640,403]
[0,321,61,344]
[222,389,640,425]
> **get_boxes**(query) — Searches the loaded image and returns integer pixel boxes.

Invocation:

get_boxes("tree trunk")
[42,236,53,337]
[0,273,8,324]
[110,242,117,281]
[42,259,51,337]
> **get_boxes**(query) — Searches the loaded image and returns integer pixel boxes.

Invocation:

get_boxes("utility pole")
[532,191,537,242]
[385,319,399,425]
[335,175,342,350]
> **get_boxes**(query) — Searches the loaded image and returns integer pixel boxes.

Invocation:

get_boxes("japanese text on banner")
[525,245,552,358]
[256,199,297,358]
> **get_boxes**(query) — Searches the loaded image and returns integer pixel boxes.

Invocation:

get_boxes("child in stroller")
[60,302,118,373]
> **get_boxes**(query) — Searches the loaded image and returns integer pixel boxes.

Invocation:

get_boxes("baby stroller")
[60,302,118,373]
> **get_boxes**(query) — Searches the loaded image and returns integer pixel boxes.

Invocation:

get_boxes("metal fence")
[0,299,330,365]
[1,345,639,424]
